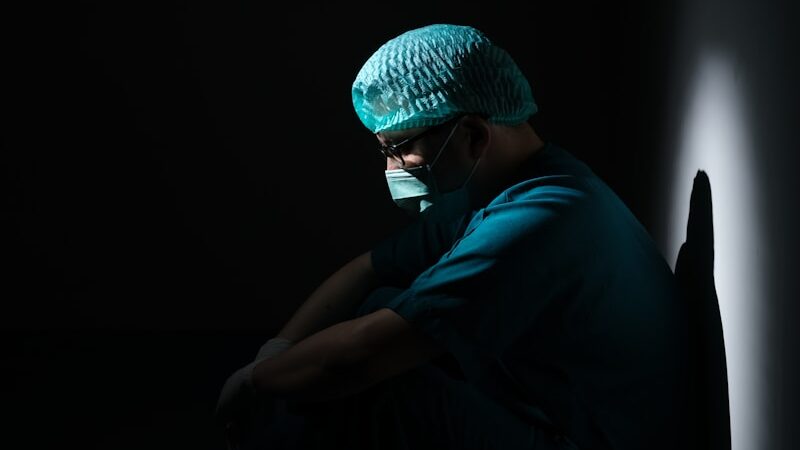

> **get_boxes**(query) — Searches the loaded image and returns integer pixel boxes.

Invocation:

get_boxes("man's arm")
[275,251,381,343]
[252,307,446,403]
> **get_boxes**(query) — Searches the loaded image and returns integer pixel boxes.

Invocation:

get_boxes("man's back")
[493,144,695,449]
[366,142,696,449]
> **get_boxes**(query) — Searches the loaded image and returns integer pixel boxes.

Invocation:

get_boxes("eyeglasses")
[377,116,463,167]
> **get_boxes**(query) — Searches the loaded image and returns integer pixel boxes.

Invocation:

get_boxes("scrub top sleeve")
[370,209,474,287]
[378,184,592,382]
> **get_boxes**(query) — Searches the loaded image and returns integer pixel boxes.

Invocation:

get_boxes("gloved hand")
[216,337,296,448]
[254,337,294,362]
[215,360,259,428]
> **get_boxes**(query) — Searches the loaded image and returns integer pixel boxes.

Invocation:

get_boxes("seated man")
[216,24,698,450]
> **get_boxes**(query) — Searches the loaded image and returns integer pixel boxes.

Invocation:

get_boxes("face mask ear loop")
[459,142,487,190]
[429,119,462,169]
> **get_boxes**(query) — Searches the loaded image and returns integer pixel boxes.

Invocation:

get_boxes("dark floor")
[2,331,267,449]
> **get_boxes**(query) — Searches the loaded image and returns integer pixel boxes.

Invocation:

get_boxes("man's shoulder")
[487,173,598,213]
[490,142,601,205]
[521,142,596,180]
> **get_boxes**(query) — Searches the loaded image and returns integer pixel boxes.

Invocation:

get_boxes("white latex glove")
[254,337,294,362]
[215,360,259,427]
[215,337,295,427]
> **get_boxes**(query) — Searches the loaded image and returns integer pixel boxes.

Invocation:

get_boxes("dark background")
[2,0,798,448]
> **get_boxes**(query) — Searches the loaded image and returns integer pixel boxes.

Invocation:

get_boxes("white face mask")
[384,120,482,216]
[384,164,439,214]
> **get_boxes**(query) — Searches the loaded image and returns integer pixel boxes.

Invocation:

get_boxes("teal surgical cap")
[352,24,538,134]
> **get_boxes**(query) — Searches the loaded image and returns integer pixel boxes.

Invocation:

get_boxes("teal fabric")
[352,24,538,133]
[367,142,696,450]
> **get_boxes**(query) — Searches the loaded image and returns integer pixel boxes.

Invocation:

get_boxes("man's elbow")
[253,355,347,403]
[323,316,377,370]
[347,309,447,381]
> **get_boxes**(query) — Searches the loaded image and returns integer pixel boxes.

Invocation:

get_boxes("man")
[217,24,697,450]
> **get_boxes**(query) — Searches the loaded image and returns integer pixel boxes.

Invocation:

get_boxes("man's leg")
[236,361,569,450]
[232,397,307,450]
[382,362,569,450]
[233,376,410,450]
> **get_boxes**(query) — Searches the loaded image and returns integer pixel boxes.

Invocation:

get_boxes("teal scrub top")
[362,142,695,450]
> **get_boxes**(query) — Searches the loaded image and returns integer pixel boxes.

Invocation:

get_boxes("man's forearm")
[252,308,445,405]
[277,251,380,343]
[252,308,445,401]
[253,316,373,403]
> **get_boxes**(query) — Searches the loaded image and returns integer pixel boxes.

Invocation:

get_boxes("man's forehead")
[376,126,428,144]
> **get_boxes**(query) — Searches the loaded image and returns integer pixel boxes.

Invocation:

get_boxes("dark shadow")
[674,170,732,450]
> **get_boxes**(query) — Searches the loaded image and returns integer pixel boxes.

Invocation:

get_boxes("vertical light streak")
[667,50,764,450]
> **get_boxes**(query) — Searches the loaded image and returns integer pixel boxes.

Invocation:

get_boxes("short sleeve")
[370,202,478,287]
[377,179,594,382]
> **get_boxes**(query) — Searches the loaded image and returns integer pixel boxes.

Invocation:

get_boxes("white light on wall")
[667,49,764,450]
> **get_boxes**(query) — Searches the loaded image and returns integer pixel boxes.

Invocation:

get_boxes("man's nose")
[386,158,402,171]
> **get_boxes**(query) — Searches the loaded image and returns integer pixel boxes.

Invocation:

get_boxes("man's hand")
[255,337,294,361]
[216,338,294,424]
[215,361,259,430]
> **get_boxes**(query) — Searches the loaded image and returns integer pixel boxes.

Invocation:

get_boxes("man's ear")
[460,115,491,160]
